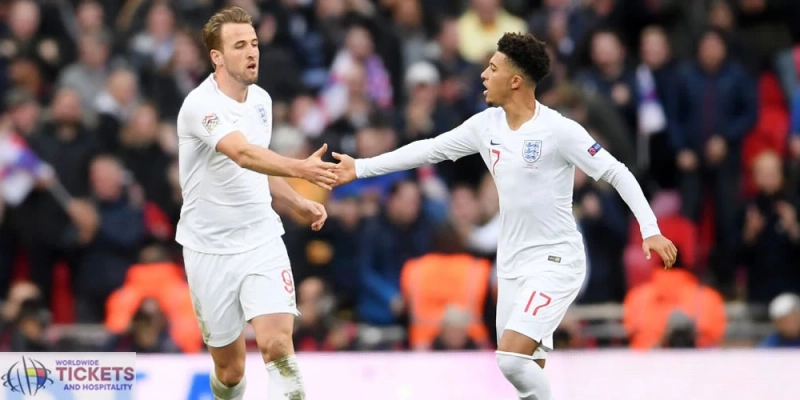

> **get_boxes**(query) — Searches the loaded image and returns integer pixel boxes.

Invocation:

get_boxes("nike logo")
[490,140,501,146]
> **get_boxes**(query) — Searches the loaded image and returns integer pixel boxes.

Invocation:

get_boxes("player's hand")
[331,152,357,186]
[295,198,327,231]
[297,144,338,190]
[642,234,678,269]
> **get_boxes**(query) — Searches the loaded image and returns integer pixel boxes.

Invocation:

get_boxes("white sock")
[266,355,306,400]
[496,351,552,400]
[210,371,247,400]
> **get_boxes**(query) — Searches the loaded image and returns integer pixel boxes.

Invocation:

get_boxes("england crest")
[522,140,542,163]
[255,104,269,126]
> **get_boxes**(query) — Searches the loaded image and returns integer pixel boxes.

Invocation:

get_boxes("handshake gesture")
[294,144,358,190]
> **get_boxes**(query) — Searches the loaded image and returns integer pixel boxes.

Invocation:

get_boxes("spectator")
[397,61,461,144]
[0,281,42,348]
[760,293,800,348]
[294,277,356,352]
[94,68,140,154]
[75,155,144,323]
[24,87,98,306]
[145,29,210,121]
[8,297,51,351]
[254,14,303,105]
[57,30,117,115]
[127,3,176,72]
[457,0,527,64]
[400,223,492,350]
[118,103,175,221]
[320,23,393,131]
[576,29,638,136]
[636,25,680,189]
[573,168,627,303]
[104,297,180,353]
[738,151,800,304]
[428,17,484,121]
[671,28,758,293]
[104,244,202,353]
[623,256,727,350]
[431,306,482,351]
[389,0,428,72]
[356,180,436,326]
[0,0,65,85]
[319,196,364,309]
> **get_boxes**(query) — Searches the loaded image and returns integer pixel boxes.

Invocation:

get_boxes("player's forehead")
[489,51,510,69]
[219,23,256,48]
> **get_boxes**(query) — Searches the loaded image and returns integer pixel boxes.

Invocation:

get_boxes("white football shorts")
[496,258,586,360]
[183,236,300,347]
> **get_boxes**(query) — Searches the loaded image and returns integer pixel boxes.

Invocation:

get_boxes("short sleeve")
[554,118,617,180]
[178,97,238,150]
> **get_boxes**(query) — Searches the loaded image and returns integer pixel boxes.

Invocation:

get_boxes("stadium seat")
[51,262,75,323]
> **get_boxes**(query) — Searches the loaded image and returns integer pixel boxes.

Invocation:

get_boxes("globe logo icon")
[1,356,54,396]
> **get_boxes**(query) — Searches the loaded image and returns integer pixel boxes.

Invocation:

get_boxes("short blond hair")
[202,6,253,53]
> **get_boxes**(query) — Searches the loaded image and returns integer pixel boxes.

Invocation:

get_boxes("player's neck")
[502,92,537,131]
[214,71,249,103]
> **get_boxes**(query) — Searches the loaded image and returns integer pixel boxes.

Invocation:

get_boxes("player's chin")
[242,73,258,85]
[483,90,494,106]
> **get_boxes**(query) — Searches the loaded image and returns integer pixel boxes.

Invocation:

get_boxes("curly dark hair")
[496,32,551,86]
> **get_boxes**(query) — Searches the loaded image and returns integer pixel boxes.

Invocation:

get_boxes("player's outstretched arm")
[330,114,485,186]
[216,132,338,190]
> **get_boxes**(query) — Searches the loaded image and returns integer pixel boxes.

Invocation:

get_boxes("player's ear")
[210,49,222,68]
[510,75,523,90]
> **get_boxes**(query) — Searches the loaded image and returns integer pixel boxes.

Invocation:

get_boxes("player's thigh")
[239,239,300,362]
[239,238,299,321]
[495,276,522,344]
[183,248,247,348]
[498,266,584,355]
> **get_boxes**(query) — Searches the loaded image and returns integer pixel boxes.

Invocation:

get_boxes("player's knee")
[496,351,532,382]
[214,362,245,388]
[259,332,293,362]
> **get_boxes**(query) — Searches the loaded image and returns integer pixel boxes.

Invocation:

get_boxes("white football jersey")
[175,74,283,255]
[355,102,660,278]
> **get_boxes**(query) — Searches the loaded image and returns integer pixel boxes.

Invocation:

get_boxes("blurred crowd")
[2,0,800,354]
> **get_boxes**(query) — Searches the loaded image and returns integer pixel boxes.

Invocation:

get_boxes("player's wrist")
[286,192,307,211]
[285,158,303,179]
[353,159,364,179]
